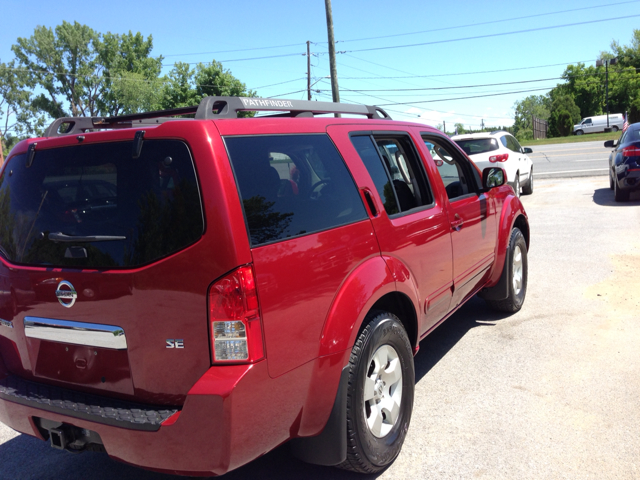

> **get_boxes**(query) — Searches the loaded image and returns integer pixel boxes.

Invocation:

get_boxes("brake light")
[489,153,509,162]
[208,265,264,363]
[622,146,640,157]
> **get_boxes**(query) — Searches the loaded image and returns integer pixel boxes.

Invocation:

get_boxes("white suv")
[452,131,534,196]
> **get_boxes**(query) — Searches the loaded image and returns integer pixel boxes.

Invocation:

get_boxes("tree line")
[512,29,640,141]
[0,21,255,156]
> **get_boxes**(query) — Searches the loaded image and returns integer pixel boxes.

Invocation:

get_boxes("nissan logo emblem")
[55,281,78,308]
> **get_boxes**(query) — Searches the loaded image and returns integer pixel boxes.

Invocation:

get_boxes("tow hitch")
[35,418,105,453]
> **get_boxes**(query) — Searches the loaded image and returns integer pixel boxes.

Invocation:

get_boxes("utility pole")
[596,57,618,129]
[324,0,340,105]
[443,121,446,134]
[307,41,311,101]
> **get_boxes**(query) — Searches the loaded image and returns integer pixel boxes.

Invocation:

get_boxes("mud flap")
[289,366,348,466]
[479,255,509,301]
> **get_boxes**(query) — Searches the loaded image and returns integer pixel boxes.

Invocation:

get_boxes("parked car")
[574,114,624,135]
[0,97,529,476]
[605,122,640,201]
[452,131,534,197]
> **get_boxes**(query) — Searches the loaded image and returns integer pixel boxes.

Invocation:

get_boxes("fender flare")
[481,195,529,300]
[318,255,397,358]
[293,255,420,465]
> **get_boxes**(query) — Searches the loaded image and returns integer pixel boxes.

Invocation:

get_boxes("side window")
[500,135,508,148]
[423,135,479,201]
[506,135,520,152]
[584,118,592,124]
[225,134,367,246]
[510,135,523,152]
[351,133,433,215]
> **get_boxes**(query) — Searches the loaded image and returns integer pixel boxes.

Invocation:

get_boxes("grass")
[522,131,620,147]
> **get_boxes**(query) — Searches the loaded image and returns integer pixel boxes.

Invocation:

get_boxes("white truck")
[573,114,624,135]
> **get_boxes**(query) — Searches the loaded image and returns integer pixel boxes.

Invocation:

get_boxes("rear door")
[219,124,379,378]
[328,125,453,335]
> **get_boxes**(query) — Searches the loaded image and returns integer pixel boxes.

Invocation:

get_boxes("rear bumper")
[0,350,347,476]
[615,167,640,191]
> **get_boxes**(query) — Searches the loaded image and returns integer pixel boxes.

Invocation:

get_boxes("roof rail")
[43,96,392,137]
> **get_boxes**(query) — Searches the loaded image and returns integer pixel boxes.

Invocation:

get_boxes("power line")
[339,59,597,80]
[163,42,305,58]
[344,15,640,54]
[331,1,640,44]
[376,87,556,106]
[161,52,305,67]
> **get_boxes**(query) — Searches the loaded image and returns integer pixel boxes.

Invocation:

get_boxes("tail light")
[489,153,509,163]
[622,145,640,157]
[208,265,264,364]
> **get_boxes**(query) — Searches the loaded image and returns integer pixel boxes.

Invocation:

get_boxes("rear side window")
[352,133,433,216]
[225,134,367,246]
[0,140,204,268]
[454,138,499,155]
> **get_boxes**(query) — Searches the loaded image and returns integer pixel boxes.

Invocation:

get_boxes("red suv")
[0,97,529,476]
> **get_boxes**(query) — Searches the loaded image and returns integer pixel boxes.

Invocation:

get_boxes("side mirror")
[604,140,615,148]
[482,167,506,190]
[522,147,533,154]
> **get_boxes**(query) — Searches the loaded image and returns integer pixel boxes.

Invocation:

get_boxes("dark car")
[0,96,529,476]
[605,123,640,201]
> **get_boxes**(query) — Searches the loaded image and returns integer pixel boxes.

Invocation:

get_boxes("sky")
[1,0,639,131]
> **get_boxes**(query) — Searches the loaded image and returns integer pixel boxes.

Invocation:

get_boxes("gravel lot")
[1,176,639,479]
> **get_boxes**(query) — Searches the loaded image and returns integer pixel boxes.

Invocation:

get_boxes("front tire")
[575,130,584,135]
[337,312,414,474]
[485,228,528,313]
[521,168,534,195]
[612,126,619,132]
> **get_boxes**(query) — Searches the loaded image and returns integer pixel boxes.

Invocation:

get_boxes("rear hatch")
[0,133,220,406]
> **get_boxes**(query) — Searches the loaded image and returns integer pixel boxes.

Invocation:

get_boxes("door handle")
[451,214,464,231]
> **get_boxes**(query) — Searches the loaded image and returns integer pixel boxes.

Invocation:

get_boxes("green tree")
[12,21,101,118]
[96,31,164,116]
[513,94,550,141]
[453,123,465,134]
[548,94,581,137]
[0,60,45,156]
[162,60,256,114]
[11,22,164,122]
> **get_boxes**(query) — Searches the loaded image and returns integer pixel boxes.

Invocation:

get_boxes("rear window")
[454,138,499,155]
[0,140,204,268]
[224,134,367,246]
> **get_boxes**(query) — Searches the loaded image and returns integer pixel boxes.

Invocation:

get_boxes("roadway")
[527,139,613,179]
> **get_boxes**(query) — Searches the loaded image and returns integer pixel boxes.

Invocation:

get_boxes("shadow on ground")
[593,187,640,206]
[0,296,513,480]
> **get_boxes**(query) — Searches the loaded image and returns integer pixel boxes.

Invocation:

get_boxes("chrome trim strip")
[0,318,13,329]
[24,317,127,350]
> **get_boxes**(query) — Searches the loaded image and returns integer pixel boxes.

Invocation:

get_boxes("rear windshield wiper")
[46,232,126,243]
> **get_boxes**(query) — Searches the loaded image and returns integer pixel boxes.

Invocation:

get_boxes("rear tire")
[521,168,534,195]
[612,126,619,132]
[485,228,527,313]
[513,174,520,197]
[614,177,630,202]
[337,311,414,474]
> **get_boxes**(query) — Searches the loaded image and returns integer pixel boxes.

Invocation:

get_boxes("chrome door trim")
[24,317,127,350]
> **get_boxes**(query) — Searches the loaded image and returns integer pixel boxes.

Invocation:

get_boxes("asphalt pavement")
[528,139,613,179]
[1,175,639,479]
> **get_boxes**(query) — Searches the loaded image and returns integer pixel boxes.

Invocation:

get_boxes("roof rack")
[43,96,392,137]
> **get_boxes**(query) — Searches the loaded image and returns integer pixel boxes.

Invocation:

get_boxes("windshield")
[0,140,203,268]
[454,138,499,156]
